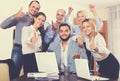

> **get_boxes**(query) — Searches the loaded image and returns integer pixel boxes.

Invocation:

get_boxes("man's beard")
[60,35,70,41]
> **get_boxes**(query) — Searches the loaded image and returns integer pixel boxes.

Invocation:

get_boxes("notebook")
[35,52,59,75]
[75,59,109,81]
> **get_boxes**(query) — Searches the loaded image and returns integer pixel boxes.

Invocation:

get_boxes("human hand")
[94,71,100,76]
[31,32,38,43]
[51,21,59,31]
[68,6,74,15]
[89,4,95,12]
[72,51,81,59]
[89,4,97,15]
[76,37,84,47]
[14,8,24,19]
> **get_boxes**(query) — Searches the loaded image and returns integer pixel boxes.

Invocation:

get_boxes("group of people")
[0,0,119,81]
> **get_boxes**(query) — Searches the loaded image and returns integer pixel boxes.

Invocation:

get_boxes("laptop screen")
[75,59,91,80]
[75,59,109,81]
[35,52,59,74]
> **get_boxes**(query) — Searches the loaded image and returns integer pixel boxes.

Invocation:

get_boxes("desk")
[11,75,89,81]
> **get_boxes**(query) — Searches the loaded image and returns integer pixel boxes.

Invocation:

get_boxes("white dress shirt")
[22,25,42,54]
[60,39,70,70]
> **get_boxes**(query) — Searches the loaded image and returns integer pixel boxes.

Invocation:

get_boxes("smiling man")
[0,0,40,78]
[50,23,87,81]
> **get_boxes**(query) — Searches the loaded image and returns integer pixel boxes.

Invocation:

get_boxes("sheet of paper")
[27,72,47,78]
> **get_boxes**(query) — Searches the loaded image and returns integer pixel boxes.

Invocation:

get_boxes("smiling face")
[56,9,66,24]
[76,10,87,25]
[33,12,46,29]
[28,1,40,16]
[59,24,71,41]
[34,15,45,28]
[82,22,92,36]
[81,19,95,37]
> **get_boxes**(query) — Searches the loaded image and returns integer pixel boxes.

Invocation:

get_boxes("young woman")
[81,19,119,81]
[22,12,46,75]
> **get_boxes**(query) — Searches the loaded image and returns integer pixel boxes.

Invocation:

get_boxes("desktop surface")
[12,75,59,81]
[12,75,34,81]
[11,75,90,81]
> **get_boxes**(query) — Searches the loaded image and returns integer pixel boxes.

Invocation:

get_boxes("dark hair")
[31,12,46,24]
[29,0,40,6]
[82,18,89,24]
[59,23,71,30]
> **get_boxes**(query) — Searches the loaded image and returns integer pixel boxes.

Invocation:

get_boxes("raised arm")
[89,4,103,30]
[64,7,74,23]
[44,23,57,44]
[0,8,24,29]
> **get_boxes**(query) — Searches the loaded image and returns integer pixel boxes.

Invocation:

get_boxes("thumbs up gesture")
[76,37,84,47]
[51,21,59,31]
[31,32,38,43]
[72,51,81,59]
[14,8,24,19]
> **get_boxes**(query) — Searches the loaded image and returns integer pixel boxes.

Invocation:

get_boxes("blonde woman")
[81,19,119,81]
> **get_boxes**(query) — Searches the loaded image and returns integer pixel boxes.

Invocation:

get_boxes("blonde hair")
[81,18,97,41]
[76,10,87,17]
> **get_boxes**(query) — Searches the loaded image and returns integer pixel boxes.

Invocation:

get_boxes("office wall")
[0,28,13,59]
[0,0,108,23]
[0,0,108,59]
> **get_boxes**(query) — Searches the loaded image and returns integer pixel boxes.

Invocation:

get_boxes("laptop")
[35,52,59,75]
[75,59,109,81]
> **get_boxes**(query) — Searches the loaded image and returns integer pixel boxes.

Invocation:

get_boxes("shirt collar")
[60,39,70,50]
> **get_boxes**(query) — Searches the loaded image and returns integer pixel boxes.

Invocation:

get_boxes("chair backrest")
[0,63,10,81]
[0,59,16,80]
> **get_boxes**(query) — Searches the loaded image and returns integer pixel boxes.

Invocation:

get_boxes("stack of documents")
[27,72,47,78]
[27,72,59,80]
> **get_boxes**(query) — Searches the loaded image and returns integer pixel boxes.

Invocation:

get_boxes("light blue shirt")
[49,38,87,73]
[47,16,103,51]
[0,13,33,45]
